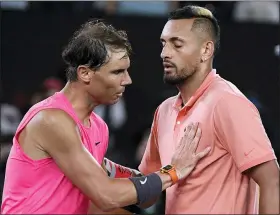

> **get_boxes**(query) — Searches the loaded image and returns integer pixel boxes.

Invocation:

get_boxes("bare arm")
[32,109,172,211]
[101,158,159,209]
[88,203,133,215]
[88,158,158,214]
[245,160,279,214]
[88,159,143,214]
[102,157,143,178]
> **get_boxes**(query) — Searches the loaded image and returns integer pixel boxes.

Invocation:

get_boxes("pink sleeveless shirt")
[1,92,109,214]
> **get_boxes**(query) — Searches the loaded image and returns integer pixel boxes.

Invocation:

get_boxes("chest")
[157,99,215,166]
[77,121,109,165]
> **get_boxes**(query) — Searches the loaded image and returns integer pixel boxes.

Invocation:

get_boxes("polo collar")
[173,69,218,112]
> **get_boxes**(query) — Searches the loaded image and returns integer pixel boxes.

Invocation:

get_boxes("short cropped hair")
[168,5,220,56]
[62,19,132,82]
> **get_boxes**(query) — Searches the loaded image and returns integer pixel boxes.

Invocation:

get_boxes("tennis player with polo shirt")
[139,5,279,214]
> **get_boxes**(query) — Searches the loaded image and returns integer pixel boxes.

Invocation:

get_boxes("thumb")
[196,147,211,160]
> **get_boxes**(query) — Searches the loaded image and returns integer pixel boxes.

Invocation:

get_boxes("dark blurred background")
[1,1,279,214]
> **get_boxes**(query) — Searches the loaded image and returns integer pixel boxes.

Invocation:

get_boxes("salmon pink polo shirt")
[139,69,276,214]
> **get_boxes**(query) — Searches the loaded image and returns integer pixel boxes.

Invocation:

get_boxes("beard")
[163,66,196,86]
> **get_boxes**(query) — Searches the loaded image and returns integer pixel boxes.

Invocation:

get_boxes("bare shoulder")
[28,109,81,152]
[18,109,79,160]
[30,109,75,128]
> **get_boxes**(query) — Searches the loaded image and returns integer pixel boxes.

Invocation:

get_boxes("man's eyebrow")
[160,37,185,43]
[170,37,185,42]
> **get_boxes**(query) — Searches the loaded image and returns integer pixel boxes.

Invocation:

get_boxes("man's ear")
[77,65,92,83]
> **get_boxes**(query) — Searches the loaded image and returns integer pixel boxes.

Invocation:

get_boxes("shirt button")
[177,121,181,125]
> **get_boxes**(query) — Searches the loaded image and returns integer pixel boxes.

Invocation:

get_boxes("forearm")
[102,178,138,210]
[103,171,172,211]
[99,158,152,211]
[88,202,133,214]
[101,158,171,210]
[259,182,279,214]
[101,158,170,207]
[102,158,142,178]
[138,173,171,208]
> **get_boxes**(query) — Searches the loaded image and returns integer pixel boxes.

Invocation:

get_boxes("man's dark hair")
[62,19,132,82]
[168,5,220,56]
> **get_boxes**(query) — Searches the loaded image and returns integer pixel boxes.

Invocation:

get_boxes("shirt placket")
[173,108,186,145]
[174,102,195,146]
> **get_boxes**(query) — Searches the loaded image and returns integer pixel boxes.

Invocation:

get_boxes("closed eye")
[173,41,183,48]
[174,44,182,48]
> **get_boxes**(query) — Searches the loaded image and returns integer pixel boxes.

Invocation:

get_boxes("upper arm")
[246,160,279,187]
[213,94,277,173]
[138,107,162,175]
[30,109,110,206]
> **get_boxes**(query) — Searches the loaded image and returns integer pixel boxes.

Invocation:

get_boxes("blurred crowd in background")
[1,1,279,214]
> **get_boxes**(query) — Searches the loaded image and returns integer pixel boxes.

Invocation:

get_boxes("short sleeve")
[138,107,162,175]
[213,93,276,173]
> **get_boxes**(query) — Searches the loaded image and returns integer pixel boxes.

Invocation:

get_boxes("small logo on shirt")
[140,177,147,185]
[244,148,255,156]
[95,141,101,146]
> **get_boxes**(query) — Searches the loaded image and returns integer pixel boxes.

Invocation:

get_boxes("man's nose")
[122,71,132,86]
[160,44,172,59]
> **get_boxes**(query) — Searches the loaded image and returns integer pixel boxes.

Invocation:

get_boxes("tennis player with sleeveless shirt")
[1,20,211,214]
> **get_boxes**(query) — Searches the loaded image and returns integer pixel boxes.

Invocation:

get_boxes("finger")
[195,146,211,160]
[190,127,202,152]
[176,136,185,152]
[176,135,186,152]
[184,123,193,134]
[178,123,193,147]
[180,123,198,154]
[186,122,199,143]
[183,123,193,137]
[176,124,193,153]
[177,122,197,150]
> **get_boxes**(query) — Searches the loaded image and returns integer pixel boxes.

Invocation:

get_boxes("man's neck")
[177,67,212,105]
[61,82,98,126]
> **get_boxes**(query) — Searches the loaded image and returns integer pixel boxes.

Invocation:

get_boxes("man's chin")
[106,97,121,105]
[163,74,189,86]
[163,77,182,86]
